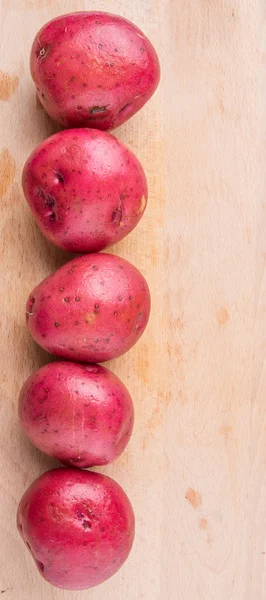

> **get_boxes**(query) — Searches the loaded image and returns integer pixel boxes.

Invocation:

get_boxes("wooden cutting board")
[0,1,265,598]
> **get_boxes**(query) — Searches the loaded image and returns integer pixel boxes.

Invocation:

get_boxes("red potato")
[30,11,160,130]
[17,468,135,590]
[22,128,148,253]
[26,253,150,362]
[19,362,134,467]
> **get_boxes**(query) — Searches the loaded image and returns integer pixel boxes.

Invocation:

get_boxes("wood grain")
[0,1,265,598]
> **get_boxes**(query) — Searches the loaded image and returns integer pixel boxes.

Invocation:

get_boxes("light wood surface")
[0,1,264,598]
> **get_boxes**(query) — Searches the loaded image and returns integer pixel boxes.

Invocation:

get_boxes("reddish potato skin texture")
[26,253,150,362]
[19,362,134,467]
[17,468,135,590]
[22,129,148,253]
[30,11,160,130]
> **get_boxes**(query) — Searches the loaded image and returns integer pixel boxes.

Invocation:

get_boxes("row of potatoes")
[16,10,160,592]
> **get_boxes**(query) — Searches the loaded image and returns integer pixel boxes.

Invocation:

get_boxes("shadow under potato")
[18,210,76,374]
[17,425,60,475]
[34,91,62,140]
[22,209,76,275]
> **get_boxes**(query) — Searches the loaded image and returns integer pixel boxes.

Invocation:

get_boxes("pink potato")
[19,361,134,467]
[30,11,160,130]
[22,128,148,253]
[26,253,150,362]
[17,468,135,590]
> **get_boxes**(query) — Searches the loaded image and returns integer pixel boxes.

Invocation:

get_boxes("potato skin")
[17,468,135,590]
[30,11,160,130]
[22,128,148,253]
[19,362,134,467]
[26,253,150,362]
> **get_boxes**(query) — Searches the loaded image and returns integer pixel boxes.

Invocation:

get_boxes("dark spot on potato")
[94,303,99,313]
[129,295,133,300]
[112,206,123,226]
[44,195,55,209]
[55,171,64,184]
[26,542,31,550]
[59,287,64,292]
[64,297,69,302]
[37,47,47,59]
[119,102,130,114]
[118,296,123,301]
[75,297,80,302]
[83,83,87,87]
[75,321,79,325]
[70,76,75,82]
[77,106,82,110]
[92,265,98,270]
[89,105,109,114]
[54,322,59,327]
